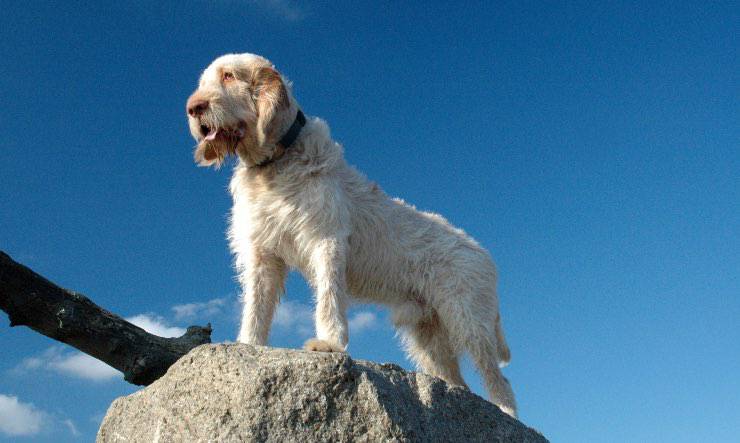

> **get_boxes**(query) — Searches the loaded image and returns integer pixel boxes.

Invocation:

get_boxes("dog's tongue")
[204,129,219,141]
[204,127,244,141]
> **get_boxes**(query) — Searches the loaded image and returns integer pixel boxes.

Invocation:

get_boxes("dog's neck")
[248,114,342,176]
[253,110,306,168]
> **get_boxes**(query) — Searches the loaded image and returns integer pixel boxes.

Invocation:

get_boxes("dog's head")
[186,53,296,167]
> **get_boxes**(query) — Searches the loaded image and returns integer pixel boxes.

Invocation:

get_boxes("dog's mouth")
[193,119,249,166]
[198,122,247,142]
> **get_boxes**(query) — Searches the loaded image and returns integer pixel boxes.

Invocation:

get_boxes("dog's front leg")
[236,249,287,345]
[304,237,349,353]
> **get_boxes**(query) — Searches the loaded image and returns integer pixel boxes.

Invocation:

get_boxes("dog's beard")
[192,118,252,167]
[194,137,242,167]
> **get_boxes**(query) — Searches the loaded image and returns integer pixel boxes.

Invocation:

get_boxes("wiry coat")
[186,53,517,417]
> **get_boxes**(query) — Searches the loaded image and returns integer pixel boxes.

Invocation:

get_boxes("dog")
[186,53,517,417]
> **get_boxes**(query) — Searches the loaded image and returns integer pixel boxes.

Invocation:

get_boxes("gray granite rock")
[98,344,547,442]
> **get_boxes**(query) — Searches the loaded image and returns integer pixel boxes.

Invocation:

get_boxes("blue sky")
[1,1,737,441]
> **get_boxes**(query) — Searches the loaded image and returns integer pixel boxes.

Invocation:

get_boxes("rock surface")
[98,344,547,442]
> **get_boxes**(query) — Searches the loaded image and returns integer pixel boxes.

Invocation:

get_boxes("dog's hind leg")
[398,311,467,388]
[445,305,517,417]
[429,264,517,417]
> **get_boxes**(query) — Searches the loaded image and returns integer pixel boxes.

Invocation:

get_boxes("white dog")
[186,53,517,417]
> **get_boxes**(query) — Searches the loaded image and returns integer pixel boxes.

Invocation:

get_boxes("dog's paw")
[303,338,345,353]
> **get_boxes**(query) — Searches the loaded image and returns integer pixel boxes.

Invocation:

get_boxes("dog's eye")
[222,72,235,82]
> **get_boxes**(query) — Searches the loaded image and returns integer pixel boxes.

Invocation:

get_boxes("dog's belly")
[344,232,426,306]
[275,238,306,270]
[346,263,404,304]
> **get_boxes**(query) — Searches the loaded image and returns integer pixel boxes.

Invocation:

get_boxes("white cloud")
[251,0,304,21]
[89,411,107,426]
[171,297,227,321]
[126,314,186,338]
[0,394,47,437]
[17,347,119,382]
[50,352,120,381]
[349,311,378,333]
[18,355,44,370]
[62,419,80,437]
[273,301,314,337]
[272,303,379,337]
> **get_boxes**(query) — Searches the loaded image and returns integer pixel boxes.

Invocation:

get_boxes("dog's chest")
[231,175,312,268]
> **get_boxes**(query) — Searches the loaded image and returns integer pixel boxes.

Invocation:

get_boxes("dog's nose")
[187,97,209,117]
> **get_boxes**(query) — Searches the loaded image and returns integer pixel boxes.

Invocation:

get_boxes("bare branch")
[0,250,211,385]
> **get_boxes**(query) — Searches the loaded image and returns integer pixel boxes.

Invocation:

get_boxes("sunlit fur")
[186,53,517,417]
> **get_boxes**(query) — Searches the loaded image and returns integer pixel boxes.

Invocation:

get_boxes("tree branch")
[0,250,212,385]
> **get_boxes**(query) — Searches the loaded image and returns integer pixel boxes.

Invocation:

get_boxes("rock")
[98,344,547,442]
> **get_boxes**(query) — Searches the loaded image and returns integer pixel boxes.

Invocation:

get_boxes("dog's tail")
[495,313,511,367]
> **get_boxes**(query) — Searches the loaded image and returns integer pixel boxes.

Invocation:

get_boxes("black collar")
[255,110,306,168]
[278,109,306,150]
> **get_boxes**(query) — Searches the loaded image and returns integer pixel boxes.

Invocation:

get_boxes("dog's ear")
[252,66,289,147]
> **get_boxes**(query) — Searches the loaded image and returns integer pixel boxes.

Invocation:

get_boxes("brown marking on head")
[252,66,290,147]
